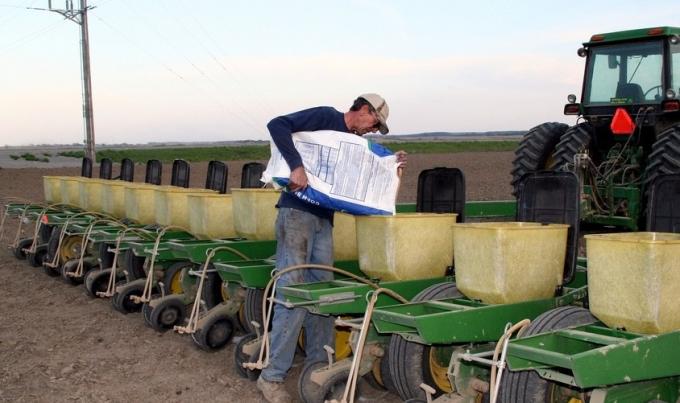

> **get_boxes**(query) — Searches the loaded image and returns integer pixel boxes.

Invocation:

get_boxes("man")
[256,94,407,403]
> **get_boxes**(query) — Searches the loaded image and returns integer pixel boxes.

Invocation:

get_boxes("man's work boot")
[256,376,293,403]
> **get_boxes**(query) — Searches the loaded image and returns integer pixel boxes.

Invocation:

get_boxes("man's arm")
[267,117,308,191]
[268,107,344,191]
[267,116,303,171]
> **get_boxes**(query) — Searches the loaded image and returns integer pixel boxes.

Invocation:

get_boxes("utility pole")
[47,0,96,163]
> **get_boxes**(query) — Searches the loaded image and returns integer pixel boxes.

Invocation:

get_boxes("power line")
[177,0,276,117]
[93,13,267,137]
[113,0,268,136]
[93,14,187,81]
[0,0,39,28]
[161,2,275,127]
[0,20,62,55]
[119,0,265,131]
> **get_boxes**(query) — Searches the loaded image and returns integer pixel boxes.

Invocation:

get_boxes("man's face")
[351,105,380,136]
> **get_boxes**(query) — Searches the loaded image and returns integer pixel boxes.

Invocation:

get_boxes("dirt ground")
[0,152,514,403]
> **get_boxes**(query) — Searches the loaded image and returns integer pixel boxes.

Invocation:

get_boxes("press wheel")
[13,238,33,260]
[111,282,145,314]
[84,268,112,298]
[191,311,235,351]
[149,296,186,332]
[298,360,356,403]
[234,333,260,380]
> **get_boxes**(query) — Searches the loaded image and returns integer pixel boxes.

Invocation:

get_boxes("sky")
[1,0,679,146]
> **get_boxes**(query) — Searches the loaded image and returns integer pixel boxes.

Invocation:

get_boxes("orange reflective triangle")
[610,107,636,136]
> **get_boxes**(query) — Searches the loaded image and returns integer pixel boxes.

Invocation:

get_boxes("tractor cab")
[512,27,680,231]
[568,27,680,131]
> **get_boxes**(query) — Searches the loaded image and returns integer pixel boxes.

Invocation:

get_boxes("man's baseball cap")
[359,93,389,134]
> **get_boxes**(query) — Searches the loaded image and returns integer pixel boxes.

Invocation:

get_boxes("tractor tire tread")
[510,122,568,195]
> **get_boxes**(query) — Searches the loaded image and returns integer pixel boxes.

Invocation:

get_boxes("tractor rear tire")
[511,122,569,195]
[499,306,596,403]
[644,124,680,198]
[388,282,463,401]
[548,122,595,171]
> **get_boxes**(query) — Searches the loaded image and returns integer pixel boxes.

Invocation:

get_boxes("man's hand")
[289,166,308,191]
[395,150,408,167]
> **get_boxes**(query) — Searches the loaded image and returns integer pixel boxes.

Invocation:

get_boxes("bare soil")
[0,152,514,403]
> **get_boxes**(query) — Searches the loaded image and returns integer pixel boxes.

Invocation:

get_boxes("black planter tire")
[142,302,153,326]
[38,224,53,244]
[234,333,260,380]
[97,242,115,270]
[201,266,227,309]
[111,283,144,314]
[499,306,596,403]
[26,244,48,267]
[380,347,397,393]
[142,293,160,327]
[243,287,269,334]
[149,296,186,332]
[42,263,61,277]
[510,122,569,195]
[162,262,192,295]
[191,312,235,351]
[388,282,463,401]
[364,348,396,392]
[202,278,247,333]
[122,249,146,280]
[45,228,61,267]
[57,235,83,264]
[60,259,80,285]
[84,268,112,298]
[13,238,33,260]
[60,259,92,286]
[298,360,355,403]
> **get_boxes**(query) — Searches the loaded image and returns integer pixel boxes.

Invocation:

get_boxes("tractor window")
[672,41,680,96]
[584,40,663,105]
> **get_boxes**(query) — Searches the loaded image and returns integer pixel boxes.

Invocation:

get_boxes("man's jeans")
[260,208,335,382]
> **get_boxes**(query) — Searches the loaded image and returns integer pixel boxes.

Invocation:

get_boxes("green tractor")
[512,26,680,230]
